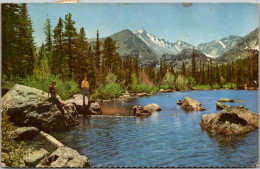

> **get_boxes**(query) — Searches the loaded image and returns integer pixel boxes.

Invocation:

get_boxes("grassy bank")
[2,75,241,101]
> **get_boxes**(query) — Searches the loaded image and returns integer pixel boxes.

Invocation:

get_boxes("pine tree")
[17,4,36,77]
[44,19,52,56]
[74,27,89,81]
[191,48,196,81]
[94,30,102,69]
[181,61,186,77]
[2,4,21,77]
[52,17,64,75]
[64,13,77,78]
[103,37,118,72]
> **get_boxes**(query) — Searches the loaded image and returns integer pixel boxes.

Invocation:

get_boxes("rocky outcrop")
[216,102,231,110]
[37,147,91,168]
[14,127,40,140]
[133,104,162,116]
[218,98,246,102]
[66,94,102,115]
[200,106,259,136]
[23,148,49,167]
[1,84,79,131]
[181,97,206,111]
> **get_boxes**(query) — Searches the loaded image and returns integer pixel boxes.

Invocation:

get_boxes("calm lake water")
[52,90,259,167]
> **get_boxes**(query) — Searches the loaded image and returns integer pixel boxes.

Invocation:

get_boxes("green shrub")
[223,83,237,89]
[212,84,220,89]
[187,76,195,89]
[129,84,157,93]
[22,75,80,100]
[163,72,175,88]
[1,116,30,167]
[93,83,123,100]
[194,84,211,90]
[159,84,170,90]
[175,75,188,91]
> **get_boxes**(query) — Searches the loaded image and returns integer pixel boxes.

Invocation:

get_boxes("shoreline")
[93,88,259,104]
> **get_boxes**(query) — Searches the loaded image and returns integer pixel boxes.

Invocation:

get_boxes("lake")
[51,90,259,167]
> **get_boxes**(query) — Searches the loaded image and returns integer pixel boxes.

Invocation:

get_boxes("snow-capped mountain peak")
[133,29,194,56]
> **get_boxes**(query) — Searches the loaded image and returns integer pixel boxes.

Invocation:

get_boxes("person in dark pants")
[81,76,91,105]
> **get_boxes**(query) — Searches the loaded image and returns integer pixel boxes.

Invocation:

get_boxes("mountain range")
[88,27,259,69]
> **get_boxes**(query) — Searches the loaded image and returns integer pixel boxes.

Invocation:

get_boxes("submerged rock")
[176,100,184,105]
[181,97,206,111]
[37,146,90,168]
[23,148,49,167]
[1,84,79,131]
[14,127,40,140]
[66,94,102,115]
[133,104,162,116]
[200,106,259,136]
[216,102,231,110]
[218,98,246,102]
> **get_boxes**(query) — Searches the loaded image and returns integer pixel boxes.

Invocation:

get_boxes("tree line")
[2,4,259,95]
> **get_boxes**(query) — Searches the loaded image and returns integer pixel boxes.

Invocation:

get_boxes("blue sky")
[27,3,259,46]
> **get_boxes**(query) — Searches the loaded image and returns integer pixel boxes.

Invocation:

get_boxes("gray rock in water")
[143,104,162,112]
[200,106,259,136]
[89,102,102,115]
[23,148,49,167]
[181,97,206,111]
[66,94,102,115]
[37,147,90,168]
[216,102,231,110]
[1,84,79,131]
[133,104,161,116]
[14,127,40,140]
[218,98,246,102]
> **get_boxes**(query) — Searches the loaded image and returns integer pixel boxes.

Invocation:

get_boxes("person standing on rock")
[81,76,91,105]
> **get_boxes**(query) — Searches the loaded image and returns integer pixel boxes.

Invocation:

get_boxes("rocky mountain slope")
[217,28,259,62]
[161,48,212,70]
[197,35,241,58]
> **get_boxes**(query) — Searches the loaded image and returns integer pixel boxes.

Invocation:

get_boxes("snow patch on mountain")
[205,53,217,58]
[217,40,226,48]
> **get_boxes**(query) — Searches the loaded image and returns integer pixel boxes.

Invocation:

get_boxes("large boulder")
[143,104,162,112]
[181,97,206,111]
[133,104,161,116]
[66,94,102,115]
[218,98,246,102]
[216,102,231,110]
[23,148,49,167]
[36,147,90,168]
[1,84,79,131]
[14,127,40,140]
[200,106,259,136]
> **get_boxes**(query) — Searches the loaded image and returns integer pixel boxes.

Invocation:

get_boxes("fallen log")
[40,131,64,148]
